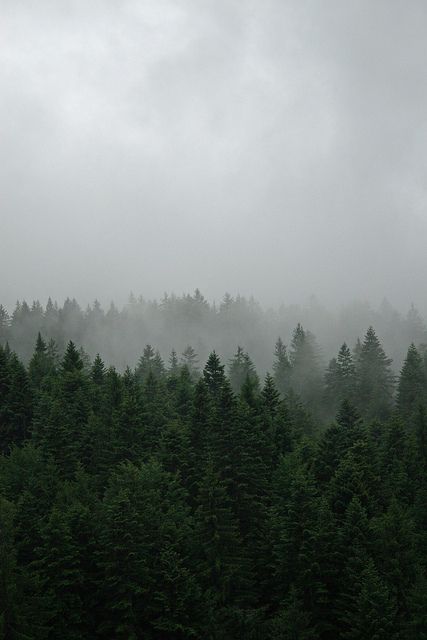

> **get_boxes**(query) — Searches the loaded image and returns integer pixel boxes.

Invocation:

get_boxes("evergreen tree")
[273,337,291,396]
[135,344,164,382]
[112,368,144,464]
[35,342,90,475]
[3,353,33,448]
[324,343,356,415]
[289,324,323,412]
[181,345,199,380]
[397,343,426,419]
[28,333,53,390]
[203,351,226,399]
[168,349,179,374]
[355,327,394,421]
[228,346,259,395]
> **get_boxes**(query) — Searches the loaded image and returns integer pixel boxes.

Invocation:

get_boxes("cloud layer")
[1,0,426,310]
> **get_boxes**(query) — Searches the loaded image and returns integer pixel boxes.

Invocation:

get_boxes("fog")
[1,1,427,312]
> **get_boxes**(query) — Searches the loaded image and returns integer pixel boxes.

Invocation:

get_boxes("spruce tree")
[181,345,199,380]
[273,337,291,396]
[289,324,323,412]
[203,351,226,399]
[355,327,394,421]
[228,346,259,395]
[324,343,356,415]
[28,333,52,390]
[397,343,426,419]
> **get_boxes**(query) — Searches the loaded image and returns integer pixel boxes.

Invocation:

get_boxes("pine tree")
[181,345,199,380]
[228,346,259,395]
[135,344,165,382]
[324,343,356,415]
[273,337,291,396]
[3,353,33,448]
[186,378,213,498]
[397,343,426,419]
[28,333,52,390]
[35,342,90,475]
[112,368,144,464]
[355,327,394,421]
[203,351,226,399]
[168,349,179,374]
[289,324,323,412]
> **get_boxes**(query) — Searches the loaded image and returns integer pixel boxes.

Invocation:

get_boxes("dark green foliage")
[31,506,84,639]
[228,346,259,395]
[341,558,398,640]
[324,343,356,416]
[289,324,323,410]
[397,343,426,419]
[135,344,165,383]
[0,330,425,638]
[203,350,226,398]
[28,333,55,390]
[0,497,20,639]
[355,326,395,420]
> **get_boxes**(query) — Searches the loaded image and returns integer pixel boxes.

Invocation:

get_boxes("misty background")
[1,0,427,313]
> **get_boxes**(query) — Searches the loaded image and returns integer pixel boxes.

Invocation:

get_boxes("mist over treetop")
[1,291,426,372]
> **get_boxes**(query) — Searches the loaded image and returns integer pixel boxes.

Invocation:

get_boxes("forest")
[2,291,427,373]
[1,299,427,639]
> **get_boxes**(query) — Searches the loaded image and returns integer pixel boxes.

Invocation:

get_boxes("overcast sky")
[1,0,426,311]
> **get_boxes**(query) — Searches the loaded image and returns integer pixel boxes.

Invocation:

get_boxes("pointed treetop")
[35,332,47,354]
[261,372,280,414]
[168,349,179,373]
[91,354,106,384]
[62,341,84,372]
[203,351,225,396]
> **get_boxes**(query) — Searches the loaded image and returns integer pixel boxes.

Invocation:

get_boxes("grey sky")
[1,0,426,311]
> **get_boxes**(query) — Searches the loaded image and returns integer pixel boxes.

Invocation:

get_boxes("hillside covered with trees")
[1,320,427,638]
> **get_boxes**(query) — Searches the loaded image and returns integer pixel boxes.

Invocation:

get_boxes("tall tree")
[289,324,323,412]
[355,327,394,421]
[273,337,291,396]
[397,343,426,419]
[228,346,259,395]
[324,343,356,415]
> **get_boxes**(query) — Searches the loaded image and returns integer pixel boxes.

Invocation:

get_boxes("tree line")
[1,325,427,638]
[2,291,427,374]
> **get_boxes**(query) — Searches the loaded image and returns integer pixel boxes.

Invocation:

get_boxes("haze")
[1,1,426,311]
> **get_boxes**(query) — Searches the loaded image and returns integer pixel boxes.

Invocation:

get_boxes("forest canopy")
[1,301,427,637]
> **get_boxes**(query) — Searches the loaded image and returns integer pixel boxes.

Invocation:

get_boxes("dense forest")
[1,311,427,638]
[2,291,427,374]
